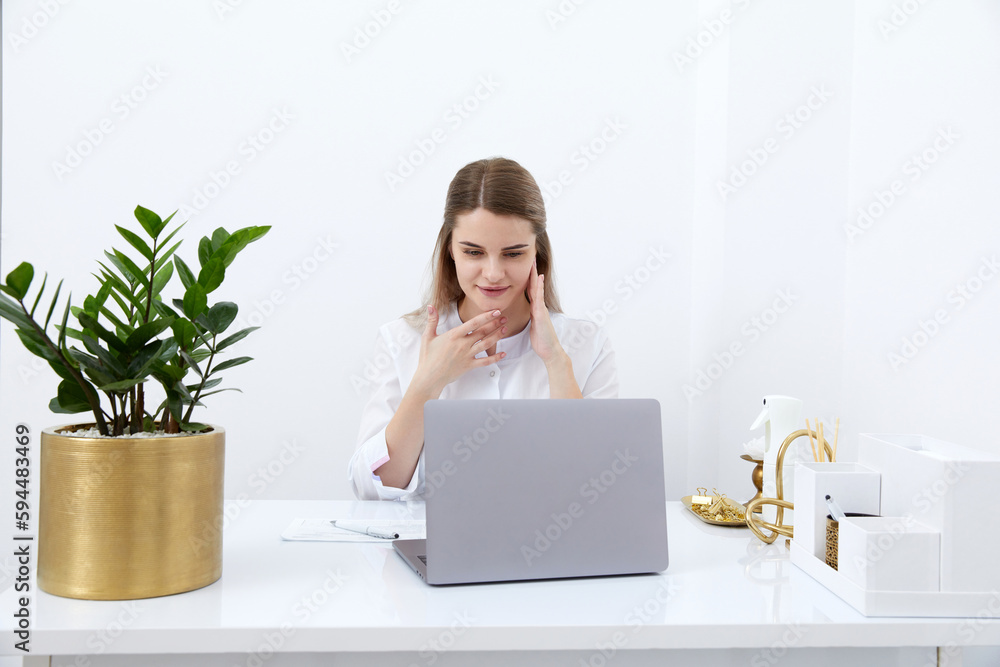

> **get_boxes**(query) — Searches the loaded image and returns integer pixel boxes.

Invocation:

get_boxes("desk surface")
[8,500,1000,656]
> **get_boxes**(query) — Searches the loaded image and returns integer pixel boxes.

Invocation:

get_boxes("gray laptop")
[393,398,669,585]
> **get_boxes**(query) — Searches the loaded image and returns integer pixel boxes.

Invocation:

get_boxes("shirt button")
[490,371,496,377]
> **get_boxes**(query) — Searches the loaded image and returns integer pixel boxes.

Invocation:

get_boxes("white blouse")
[348,305,618,501]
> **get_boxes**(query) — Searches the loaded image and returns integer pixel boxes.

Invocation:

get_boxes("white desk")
[6,501,1000,666]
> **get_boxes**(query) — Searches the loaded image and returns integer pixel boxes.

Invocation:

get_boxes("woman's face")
[450,208,536,318]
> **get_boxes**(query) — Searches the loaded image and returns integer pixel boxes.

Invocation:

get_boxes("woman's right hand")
[411,305,508,397]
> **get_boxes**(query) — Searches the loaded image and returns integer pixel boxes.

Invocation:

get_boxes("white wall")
[1,0,998,507]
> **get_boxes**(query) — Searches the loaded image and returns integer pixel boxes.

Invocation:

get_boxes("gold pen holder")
[745,429,834,545]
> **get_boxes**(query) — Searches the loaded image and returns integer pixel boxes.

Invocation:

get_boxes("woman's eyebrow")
[457,241,530,251]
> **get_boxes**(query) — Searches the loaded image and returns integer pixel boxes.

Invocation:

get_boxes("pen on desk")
[330,520,399,540]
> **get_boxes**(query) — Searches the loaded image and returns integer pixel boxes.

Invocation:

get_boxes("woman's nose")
[483,258,503,282]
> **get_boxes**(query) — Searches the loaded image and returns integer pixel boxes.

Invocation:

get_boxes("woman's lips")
[478,286,509,297]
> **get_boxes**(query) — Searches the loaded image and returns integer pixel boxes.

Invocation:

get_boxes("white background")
[2,0,998,508]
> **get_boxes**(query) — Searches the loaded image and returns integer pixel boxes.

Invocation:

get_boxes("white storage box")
[837,516,940,592]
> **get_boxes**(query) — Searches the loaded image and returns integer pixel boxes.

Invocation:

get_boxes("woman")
[349,157,617,500]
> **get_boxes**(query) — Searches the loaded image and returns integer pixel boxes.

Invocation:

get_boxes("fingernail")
[502,326,508,334]
[492,310,501,317]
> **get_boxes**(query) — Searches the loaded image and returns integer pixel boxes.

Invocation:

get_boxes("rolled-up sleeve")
[348,326,422,500]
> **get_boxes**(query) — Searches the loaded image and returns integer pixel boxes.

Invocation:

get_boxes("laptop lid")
[419,398,668,585]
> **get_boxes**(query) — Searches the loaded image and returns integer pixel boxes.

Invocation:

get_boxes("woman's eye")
[462,249,483,256]
[505,252,524,258]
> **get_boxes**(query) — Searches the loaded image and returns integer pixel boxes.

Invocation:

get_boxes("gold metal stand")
[744,429,833,544]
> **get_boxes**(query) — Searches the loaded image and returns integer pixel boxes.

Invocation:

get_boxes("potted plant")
[0,205,269,600]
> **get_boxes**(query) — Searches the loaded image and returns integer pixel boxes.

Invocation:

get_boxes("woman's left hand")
[527,260,566,367]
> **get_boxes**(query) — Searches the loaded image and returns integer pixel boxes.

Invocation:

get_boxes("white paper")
[281,518,426,543]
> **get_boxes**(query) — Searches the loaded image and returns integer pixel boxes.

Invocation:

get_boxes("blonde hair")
[406,157,561,327]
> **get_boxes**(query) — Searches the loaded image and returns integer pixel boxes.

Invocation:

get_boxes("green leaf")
[44,279,64,330]
[170,319,196,350]
[179,422,208,433]
[127,340,163,377]
[99,378,145,392]
[53,379,93,414]
[0,292,34,329]
[150,260,174,297]
[57,294,72,350]
[152,300,179,320]
[155,240,183,273]
[209,355,252,374]
[197,258,225,293]
[174,256,196,291]
[29,273,48,318]
[187,377,222,392]
[77,312,127,352]
[182,284,207,319]
[116,225,154,261]
[210,227,231,254]
[215,326,258,352]
[112,249,151,292]
[80,335,127,376]
[15,328,62,365]
[68,349,116,388]
[197,387,242,400]
[4,262,34,300]
[180,350,203,377]
[157,219,185,252]
[198,237,213,268]
[125,318,172,352]
[206,302,238,334]
[134,205,166,238]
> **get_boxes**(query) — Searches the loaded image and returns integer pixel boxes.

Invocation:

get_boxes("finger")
[471,350,507,367]
[471,324,508,353]
[423,305,439,341]
[454,309,503,337]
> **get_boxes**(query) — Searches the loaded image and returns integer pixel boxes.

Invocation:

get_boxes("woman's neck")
[457,295,531,337]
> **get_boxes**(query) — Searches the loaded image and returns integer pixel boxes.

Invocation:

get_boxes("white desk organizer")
[789,433,1000,617]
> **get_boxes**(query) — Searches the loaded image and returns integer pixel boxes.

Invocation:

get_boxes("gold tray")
[681,495,747,527]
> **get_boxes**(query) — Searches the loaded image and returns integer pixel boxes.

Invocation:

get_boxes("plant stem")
[182,334,216,424]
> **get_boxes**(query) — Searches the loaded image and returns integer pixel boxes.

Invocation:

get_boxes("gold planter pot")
[39,424,224,600]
